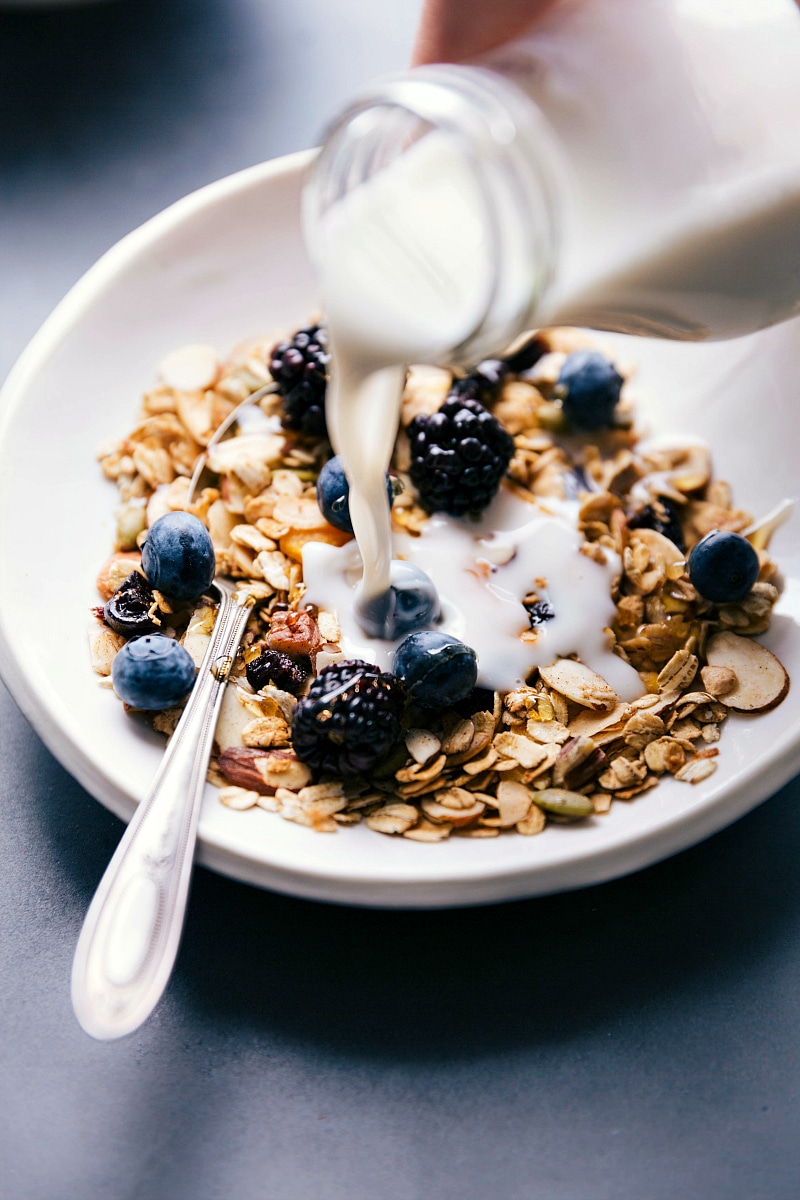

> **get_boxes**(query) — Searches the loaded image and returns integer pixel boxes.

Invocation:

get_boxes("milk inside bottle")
[301,0,800,688]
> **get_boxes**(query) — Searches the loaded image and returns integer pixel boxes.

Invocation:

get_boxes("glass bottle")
[303,0,800,362]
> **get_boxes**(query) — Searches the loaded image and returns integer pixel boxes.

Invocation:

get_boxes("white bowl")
[1,150,798,907]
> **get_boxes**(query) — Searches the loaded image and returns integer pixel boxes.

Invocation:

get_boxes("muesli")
[91,325,790,840]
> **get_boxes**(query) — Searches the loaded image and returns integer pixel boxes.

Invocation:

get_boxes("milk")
[304,487,643,698]
[302,0,800,692]
[317,133,495,625]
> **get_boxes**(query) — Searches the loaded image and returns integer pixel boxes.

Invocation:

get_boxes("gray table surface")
[1,3,799,1198]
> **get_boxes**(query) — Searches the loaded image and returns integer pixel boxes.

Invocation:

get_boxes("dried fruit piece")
[104,571,160,638]
[246,647,310,696]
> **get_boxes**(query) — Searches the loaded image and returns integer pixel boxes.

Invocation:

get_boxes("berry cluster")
[108,511,215,710]
[292,660,405,776]
[269,324,330,438]
[408,394,515,516]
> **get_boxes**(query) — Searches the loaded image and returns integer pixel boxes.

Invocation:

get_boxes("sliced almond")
[88,621,125,676]
[433,786,477,811]
[494,780,533,826]
[403,817,453,842]
[629,526,685,566]
[272,494,329,530]
[674,757,718,784]
[516,806,547,836]
[442,718,475,756]
[395,753,447,785]
[462,747,499,775]
[538,660,617,710]
[705,632,789,713]
[421,797,485,828]
[744,497,794,552]
[492,732,550,770]
[404,729,443,766]
[525,719,571,745]
[365,804,419,835]
[218,786,260,810]
[566,703,631,738]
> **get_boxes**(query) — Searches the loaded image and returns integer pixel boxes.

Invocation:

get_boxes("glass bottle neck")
[303,65,567,367]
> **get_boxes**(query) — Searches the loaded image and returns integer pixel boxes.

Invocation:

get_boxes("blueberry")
[393,631,478,709]
[316,456,396,533]
[555,351,623,430]
[356,562,440,640]
[688,530,759,603]
[141,512,215,601]
[111,634,197,710]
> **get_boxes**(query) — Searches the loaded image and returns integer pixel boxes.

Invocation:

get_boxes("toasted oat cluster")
[91,328,790,841]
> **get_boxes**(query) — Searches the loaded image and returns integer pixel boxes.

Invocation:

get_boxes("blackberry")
[292,660,406,776]
[408,395,515,516]
[628,496,685,551]
[246,648,310,696]
[269,324,330,438]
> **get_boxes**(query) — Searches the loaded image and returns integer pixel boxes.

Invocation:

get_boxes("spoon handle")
[71,584,253,1040]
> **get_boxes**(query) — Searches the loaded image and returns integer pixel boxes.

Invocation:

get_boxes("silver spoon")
[72,384,277,1040]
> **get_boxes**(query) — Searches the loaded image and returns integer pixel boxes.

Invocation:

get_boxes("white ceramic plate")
[1,150,799,907]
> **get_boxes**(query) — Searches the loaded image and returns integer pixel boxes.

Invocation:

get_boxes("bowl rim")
[1,149,799,908]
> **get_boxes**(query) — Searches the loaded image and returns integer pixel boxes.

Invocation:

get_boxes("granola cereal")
[92,328,791,842]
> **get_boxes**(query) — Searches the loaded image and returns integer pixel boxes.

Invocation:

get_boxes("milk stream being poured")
[304,131,644,696]
[302,0,800,695]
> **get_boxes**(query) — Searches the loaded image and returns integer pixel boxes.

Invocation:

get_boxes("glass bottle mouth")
[303,65,564,366]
